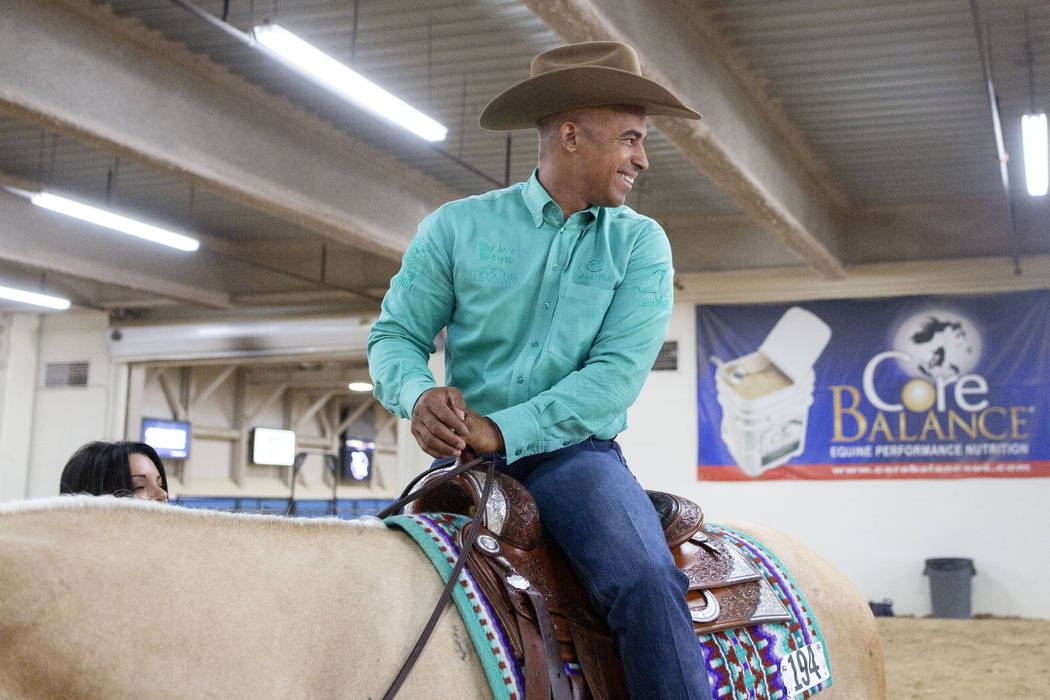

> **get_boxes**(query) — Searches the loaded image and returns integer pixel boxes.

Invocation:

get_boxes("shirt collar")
[523,170,601,229]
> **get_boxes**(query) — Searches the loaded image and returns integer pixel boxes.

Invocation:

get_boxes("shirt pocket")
[548,282,615,365]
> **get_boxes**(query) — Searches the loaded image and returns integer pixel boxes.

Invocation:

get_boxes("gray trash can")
[923,558,976,619]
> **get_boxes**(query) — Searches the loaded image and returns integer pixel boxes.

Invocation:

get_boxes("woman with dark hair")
[60,441,169,503]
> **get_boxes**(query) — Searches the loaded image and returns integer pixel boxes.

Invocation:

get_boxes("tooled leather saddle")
[409,464,792,700]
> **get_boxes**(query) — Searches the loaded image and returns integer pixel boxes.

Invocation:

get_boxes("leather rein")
[375,455,496,700]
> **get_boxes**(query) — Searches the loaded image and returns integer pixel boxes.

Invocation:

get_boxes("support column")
[231,367,247,487]
[0,313,40,501]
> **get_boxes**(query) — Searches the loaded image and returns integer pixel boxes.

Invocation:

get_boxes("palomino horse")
[0,496,885,698]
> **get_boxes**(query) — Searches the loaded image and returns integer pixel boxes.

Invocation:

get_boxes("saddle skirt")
[649,491,793,634]
[409,465,792,700]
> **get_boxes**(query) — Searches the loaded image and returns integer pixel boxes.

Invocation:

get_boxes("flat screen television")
[140,418,191,459]
[341,438,375,481]
[250,427,297,466]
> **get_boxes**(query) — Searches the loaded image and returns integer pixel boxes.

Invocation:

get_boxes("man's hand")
[464,408,505,455]
[411,387,470,458]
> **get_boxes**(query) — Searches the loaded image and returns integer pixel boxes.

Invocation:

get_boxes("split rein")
[375,455,496,700]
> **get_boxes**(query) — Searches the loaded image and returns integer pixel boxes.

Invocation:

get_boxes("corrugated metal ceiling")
[706,0,1045,204]
[93,0,738,211]
[0,0,1046,315]
[75,0,1047,210]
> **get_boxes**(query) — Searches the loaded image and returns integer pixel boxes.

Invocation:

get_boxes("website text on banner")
[695,290,1050,481]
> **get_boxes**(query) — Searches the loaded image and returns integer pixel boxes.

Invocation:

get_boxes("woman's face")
[128,453,168,503]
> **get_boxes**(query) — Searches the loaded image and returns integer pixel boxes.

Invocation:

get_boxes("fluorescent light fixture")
[252,23,448,142]
[29,192,200,251]
[347,381,374,392]
[0,284,71,310]
[1022,112,1048,197]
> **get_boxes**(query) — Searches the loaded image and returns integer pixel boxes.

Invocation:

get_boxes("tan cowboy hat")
[479,41,701,131]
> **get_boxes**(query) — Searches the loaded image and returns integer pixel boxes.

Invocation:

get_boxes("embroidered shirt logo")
[573,258,614,285]
[638,265,672,309]
[468,269,518,288]
[478,241,516,264]
[395,239,428,291]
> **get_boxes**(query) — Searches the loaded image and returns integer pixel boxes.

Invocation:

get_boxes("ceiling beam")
[659,214,804,272]
[676,255,1050,304]
[522,0,848,278]
[0,168,386,310]
[0,0,461,262]
[0,190,230,309]
[229,290,366,307]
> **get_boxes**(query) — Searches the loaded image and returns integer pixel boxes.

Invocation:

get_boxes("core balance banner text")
[696,291,1050,480]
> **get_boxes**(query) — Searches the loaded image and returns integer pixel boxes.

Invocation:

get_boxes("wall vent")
[45,361,89,387]
[651,341,678,371]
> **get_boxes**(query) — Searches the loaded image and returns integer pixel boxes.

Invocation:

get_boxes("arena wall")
[2,305,1047,620]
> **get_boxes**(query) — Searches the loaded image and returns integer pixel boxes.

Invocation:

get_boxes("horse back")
[723,521,887,699]
[0,497,491,699]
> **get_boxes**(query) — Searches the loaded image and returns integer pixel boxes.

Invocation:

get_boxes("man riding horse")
[367,41,707,698]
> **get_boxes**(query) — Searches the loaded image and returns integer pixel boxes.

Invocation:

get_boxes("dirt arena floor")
[877,616,1050,698]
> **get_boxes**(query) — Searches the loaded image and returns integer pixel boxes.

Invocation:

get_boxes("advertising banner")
[696,290,1050,480]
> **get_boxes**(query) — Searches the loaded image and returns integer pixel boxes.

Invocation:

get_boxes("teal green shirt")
[367,171,674,462]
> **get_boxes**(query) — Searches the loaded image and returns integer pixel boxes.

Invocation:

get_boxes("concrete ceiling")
[0,0,1047,322]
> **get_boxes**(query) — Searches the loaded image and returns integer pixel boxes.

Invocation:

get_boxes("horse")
[0,496,885,699]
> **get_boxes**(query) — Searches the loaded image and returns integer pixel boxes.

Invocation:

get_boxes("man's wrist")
[404,380,437,419]
[485,417,506,453]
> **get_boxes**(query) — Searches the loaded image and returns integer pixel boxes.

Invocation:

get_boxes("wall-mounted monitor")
[341,438,375,481]
[141,418,191,459]
[250,427,297,466]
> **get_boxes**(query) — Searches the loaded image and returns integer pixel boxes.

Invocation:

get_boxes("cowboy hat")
[479,41,701,131]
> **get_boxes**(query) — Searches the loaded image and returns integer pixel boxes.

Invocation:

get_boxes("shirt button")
[515,449,522,456]
[516,376,524,384]
[530,341,539,348]
[552,264,559,271]
[543,302,551,310]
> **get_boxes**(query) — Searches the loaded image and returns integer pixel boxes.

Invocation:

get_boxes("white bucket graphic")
[712,307,832,477]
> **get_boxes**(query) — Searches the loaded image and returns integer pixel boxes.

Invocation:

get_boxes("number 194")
[780,641,830,697]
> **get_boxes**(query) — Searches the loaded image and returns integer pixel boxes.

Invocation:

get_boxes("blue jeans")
[495,438,711,700]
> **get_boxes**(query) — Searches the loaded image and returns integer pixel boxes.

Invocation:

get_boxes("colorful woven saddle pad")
[385,513,832,700]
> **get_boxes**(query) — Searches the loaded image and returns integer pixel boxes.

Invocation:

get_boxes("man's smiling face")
[574,105,649,208]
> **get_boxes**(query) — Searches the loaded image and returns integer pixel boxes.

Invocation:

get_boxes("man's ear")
[560,121,580,152]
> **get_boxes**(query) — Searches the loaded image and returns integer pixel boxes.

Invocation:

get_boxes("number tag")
[780,641,830,697]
